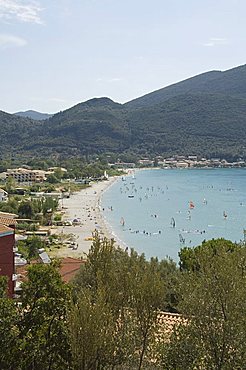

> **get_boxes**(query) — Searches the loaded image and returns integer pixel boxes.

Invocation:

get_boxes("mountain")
[0,110,41,155]
[15,110,53,121]
[125,70,222,109]
[125,64,246,109]
[1,64,246,160]
[26,98,130,155]
[127,93,246,159]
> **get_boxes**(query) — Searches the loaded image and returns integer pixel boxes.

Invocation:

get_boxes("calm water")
[101,169,246,261]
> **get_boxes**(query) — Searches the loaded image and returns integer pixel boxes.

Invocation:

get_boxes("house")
[0,188,8,202]
[138,159,154,167]
[6,168,46,183]
[16,257,86,288]
[59,257,85,283]
[0,224,15,297]
[176,161,189,168]
[0,212,18,228]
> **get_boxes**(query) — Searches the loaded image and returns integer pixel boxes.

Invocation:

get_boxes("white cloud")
[0,0,43,24]
[202,37,228,47]
[0,33,27,48]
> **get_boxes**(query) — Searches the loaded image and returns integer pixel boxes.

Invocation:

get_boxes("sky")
[1,0,246,113]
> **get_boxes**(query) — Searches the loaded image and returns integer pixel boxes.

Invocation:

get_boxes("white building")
[0,188,8,202]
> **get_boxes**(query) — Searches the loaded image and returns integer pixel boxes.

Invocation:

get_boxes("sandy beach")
[53,176,119,258]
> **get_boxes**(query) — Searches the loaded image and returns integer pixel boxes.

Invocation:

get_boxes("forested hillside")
[1,64,246,160]
[125,70,222,108]
[127,93,246,159]
[126,64,246,108]
[0,110,41,155]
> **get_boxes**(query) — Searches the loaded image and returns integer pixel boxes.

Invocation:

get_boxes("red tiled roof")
[59,257,86,283]
[0,217,17,226]
[0,224,14,235]
[16,260,38,282]
[155,311,188,343]
[16,257,86,284]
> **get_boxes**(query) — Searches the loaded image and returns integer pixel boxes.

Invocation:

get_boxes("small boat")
[128,195,134,198]
[223,211,228,219]
[170,217,176,228]
[120,217,125,226]
[189,201,195,209]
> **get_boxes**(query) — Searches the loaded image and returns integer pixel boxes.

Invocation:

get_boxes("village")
[0,165,112,299]
[113,155,246,169]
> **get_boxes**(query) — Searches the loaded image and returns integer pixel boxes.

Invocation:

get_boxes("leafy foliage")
[0,237,246,368]
[163,239,246,369]
[71,233,169,369]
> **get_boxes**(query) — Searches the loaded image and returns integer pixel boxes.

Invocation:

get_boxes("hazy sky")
[1,0,245,113]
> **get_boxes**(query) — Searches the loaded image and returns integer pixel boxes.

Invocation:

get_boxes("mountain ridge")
[1,63,246,160]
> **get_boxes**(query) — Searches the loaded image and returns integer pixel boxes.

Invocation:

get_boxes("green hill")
[125,64,246,109]
[0,110,41,155]
[127,93,246,159]
[19,98,131,156]
[125,70,222,109]
[0,64,246,160]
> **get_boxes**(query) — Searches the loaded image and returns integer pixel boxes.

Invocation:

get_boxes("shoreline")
[52,176,120,259]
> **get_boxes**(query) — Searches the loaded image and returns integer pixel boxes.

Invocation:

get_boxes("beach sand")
[52,177,119,259]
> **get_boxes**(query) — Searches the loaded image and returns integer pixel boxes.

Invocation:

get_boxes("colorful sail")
[189,201,195,209]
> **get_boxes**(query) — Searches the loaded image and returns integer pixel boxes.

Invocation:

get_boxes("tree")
[18,200,35,219]
[18,263,72,370]
[25,235,44,260]
[69,285,136,370]
[46,174,59,184]
[128,252,165,369]
[0,276,8,298]
[0,197,19,214]
[178,238,238,272]
[71,235,137,369]
[54,168,63,180]
[42,197,58,215]
[163,240,246,369]
[71,234,167,369]
[0,276,20,369]
[0,298,20,369]
[5,176,16,193]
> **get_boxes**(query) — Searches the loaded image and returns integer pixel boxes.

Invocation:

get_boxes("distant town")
[112,155,246,169]
[0,155,245,187]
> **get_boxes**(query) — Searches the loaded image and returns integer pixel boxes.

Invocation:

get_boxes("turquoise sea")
[101,169,246,261]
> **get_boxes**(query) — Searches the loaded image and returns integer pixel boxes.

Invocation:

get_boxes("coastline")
[52,176,120,259]
[48,167,246,261]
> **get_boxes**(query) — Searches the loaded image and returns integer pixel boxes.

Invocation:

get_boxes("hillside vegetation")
[1,64,246,160]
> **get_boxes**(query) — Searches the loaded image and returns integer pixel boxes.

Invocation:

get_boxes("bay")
[101,168,246,261]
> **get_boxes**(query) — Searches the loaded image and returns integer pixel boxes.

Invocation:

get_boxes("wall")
[0,233,15,297]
